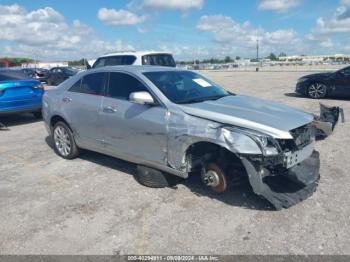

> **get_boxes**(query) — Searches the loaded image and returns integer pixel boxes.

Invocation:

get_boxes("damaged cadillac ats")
[43,66,343,210]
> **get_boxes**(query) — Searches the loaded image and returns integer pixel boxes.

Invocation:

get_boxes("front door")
[100,72,168,165]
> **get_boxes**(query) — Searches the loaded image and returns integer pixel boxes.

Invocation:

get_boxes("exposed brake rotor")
[202,163,227,193]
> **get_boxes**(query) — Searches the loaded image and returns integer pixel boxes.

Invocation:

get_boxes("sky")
[0,0,349,61]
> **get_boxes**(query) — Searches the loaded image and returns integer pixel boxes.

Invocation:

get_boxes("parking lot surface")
[1,71,350,255]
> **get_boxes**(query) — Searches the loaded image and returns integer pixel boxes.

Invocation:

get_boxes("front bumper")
[242,151,320,210]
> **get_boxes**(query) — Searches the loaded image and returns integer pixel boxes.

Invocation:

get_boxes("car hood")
[178,95,314,139]
[302,72,333,79]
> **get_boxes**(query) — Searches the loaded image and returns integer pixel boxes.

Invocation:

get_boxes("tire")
[33,111,42,119]
[307,83,327,99]
[135,165,181,188]
[52,121,80,159]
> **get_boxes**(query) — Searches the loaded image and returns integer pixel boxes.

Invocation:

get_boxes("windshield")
[143,71,229,104]
[142,54,176,67]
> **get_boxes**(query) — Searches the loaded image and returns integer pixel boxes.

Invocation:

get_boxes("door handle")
[103,106,118,113]
[62,97,72,103]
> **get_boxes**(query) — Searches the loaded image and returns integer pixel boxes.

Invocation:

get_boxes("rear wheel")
[307,83,327,99]
[53,121,79,159]
[135,165,182,188]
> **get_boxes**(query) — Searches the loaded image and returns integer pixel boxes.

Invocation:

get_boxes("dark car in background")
[21,68,49,83]
[296,66,350,98]
[46,67,78,86]
[0,70,44,118]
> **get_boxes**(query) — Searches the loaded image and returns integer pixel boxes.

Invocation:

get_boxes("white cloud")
[142,0,203,11]
[97,8,147,26]
[0,4,134,60]
[258,0,300,13]
[305,1,350,53]
[341,0,350,6]
[196,15,300,55]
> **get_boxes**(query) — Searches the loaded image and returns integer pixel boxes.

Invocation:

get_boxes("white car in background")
[90,51,176,68]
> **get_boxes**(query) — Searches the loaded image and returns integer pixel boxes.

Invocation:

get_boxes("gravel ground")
[0,71,349,255]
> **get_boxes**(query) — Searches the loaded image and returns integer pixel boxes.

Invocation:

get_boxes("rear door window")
[107,72,147,100]
[105,56,136,66]
[93,56,136,68]
[69,73,106,95]
[142,54,176,67]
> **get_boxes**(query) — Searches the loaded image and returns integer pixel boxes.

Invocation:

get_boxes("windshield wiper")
[177,94,230,104]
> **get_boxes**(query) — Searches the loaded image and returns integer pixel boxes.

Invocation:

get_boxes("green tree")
[267,53,277,61]
[279,52,287,57]
[224,56,232,63]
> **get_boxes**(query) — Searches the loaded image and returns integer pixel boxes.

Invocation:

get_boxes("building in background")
[21,61,69,69]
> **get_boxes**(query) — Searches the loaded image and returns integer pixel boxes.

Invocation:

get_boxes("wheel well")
[50,115,68,129]
[185,142,246,175]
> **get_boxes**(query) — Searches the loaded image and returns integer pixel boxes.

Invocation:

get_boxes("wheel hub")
[201,164,227,193]
[54,126,71,156]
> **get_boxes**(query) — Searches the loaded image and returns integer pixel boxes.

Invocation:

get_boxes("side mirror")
[129,91,155,105]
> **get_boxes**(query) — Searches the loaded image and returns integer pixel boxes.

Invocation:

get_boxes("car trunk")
[0,80,42,109]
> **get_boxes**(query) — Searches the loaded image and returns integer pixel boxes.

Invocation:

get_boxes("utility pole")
[256,38,259,62]
[256,33,260,72]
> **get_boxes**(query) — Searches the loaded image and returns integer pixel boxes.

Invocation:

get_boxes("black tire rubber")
[53,121,80,159]
[33,111,42,119]
[135,165,181,188]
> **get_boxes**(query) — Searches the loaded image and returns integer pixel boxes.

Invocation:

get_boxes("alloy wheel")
[308,83,327,98]
[53,125,71,157]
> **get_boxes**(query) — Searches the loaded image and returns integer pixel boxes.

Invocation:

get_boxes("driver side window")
[107,72,148,100]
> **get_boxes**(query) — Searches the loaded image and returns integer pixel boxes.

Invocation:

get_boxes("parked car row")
[21,67,78,86]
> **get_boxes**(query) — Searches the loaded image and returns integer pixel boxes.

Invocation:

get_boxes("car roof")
[98,51,172,58]
[91,65,184,74]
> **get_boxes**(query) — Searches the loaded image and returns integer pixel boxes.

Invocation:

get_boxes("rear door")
[61,72,106,150]
[100,71,168,164]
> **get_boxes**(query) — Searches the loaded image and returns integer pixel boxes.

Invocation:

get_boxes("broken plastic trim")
[241,151,320,210]
[313,103,345,139]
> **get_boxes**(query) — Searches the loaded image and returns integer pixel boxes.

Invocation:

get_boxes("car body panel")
[179,95,313,139]
[100,96,168,165]
[43,66,344,209]
[0,79,43,114]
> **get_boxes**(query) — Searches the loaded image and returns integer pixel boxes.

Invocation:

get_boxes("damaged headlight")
[223,127,280,156]
[250,133,280,156]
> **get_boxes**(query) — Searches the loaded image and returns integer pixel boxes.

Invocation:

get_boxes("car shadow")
[0,113,41,130]
[45,136,274,211]
[284,92,305,98]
